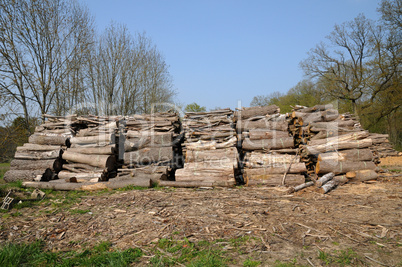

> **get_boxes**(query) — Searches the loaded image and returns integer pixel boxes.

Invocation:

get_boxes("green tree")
[184,103,206,113]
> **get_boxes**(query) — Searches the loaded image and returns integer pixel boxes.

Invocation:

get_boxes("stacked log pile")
[121,112,181,184]
[60,116,120,182]
[168,109,238,187]
[236,105,306,186]
[3,114,73,182]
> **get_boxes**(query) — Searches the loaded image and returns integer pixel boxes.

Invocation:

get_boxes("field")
[0,158,401,266]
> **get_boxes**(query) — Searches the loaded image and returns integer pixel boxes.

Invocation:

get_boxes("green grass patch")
[0,240,143,266]
[0,163,10,181]
[243,257,261,267]
[317,248,364,266]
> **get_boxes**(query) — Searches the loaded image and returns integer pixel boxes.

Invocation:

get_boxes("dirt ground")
[1,158,401,266]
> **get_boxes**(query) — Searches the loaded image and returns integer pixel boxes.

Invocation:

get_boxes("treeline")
[251,0,402,150]
[0,0,175,130]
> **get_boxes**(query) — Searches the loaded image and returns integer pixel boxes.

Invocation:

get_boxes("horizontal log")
[66,145,115,155]
[248,129,290,140]
[310,120,356,130]
[17,143,62,151]
[245,174,305,186]
[62,151,116,171]
[159,180,235,187]
[236,119,288,132]
[244,163,307,175]
[292,181,315,192]
[69,134,115,145]
[29,134,69,146]
[57,171,103,180]
[346,170,378,182]
[14,150,60,160]
[316,161,376,174]
[185,136,237,150]
[3,169,45,182]
[308,131,368,146]
[185,147,238,164]
[116,173,166,184]
[304,138,373,155]
[175,162,235,182]
[317,149,373,162]
[124,133,172,152]
[242,137,294,151]
[234,105,279,120]
[9,159,61,172]
[244,153,299,168]
[297,104,334,113]
[123,146,173,166]
[320,179,339,194]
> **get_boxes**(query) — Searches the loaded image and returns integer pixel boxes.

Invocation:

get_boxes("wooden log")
[346,170,378,182]
[298,104,333,113]
[245,174,305,186]
[116,173,166,184]
[310,120,356,130]
[23,178,152,191]
[317,149,373,162]
[3,169,45,182]
[236,119,288,132]
[28,134,69,145]
[185,136,237,150]
[123,146,173,166]
[244,163,307,176]
[159,180,235,187]
[186,147,238,164]
[248,129,290,140]
[242,137,294,151]
[333,175,348,185]
[175,162,235,182]
[320,179,339,194]
[292,111,323,123]
[292,181,314,192]
[69,134,115,145]
[308,131,368,146]
[16,143,62,151]
[62,151,116,171]
[10,159,55,170]
[14,150,60,160]
[124,133,172,152]
[316,161,376,174]
[304,138,373,155]
[57,171,102,179]
[234,105,279,120]
[316,172,335,187]
[244,153,300,167]
[66,145,115,155]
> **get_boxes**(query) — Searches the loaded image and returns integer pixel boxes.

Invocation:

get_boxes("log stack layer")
[121,112,181,184]
[236,105,306,186]
[171,109,238,187]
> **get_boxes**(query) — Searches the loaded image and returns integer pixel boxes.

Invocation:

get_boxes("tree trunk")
[185,147,238,164]
[245,174,304,186]
[304,138,373,155]
[159,180,234,187]
[9,159,61,172]
[243,153,299,168]
[242,137,294,151]
[234,105,279,120]
[17,143,62,151]
[248,129,290,140]
[346,170,378,182]
[14,150,61,160]
[317,149,373,162]
[62,151,116,171]
[29,134,69,146]
[3,169,45,182]
[244,163,307,175]
[236,120,288,132]
[308,131,368,146]
[123,146,173,166]
[66,145,116,155]
[316,161,376,174]
[69,134,115,145]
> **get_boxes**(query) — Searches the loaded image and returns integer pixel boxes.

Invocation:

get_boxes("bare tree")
[300,14,374,114]
[0,0,93,126]
[87,23,175,116]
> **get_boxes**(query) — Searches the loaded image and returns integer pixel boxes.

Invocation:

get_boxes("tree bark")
[16,143,62,151]
[29,134,69,146]
[316,161,376,174]
[236,119,288,132]
[243,153,300,168]
[3,169,45,182]
[185,147,238,164]
[159,180,235,187]
[304,138,373,155]
[66,145,116,155]
[14,150,61,160]
[69,134,115,145]
[123,146,173,166]
[308,131,368,146]
[244,163,307,175]
[234,105,279,120]
[317,149,373,162]
[62,151,116,171]
[242,137,294,151]
[248,129,290,140]
[245,174,304,186]
[9,159,61,172]
[346,170,378,182]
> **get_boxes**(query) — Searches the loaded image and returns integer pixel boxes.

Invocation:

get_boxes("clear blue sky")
[81,0,381,111]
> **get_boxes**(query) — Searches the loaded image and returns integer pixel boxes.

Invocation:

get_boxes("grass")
[317,248,364,266]
[0,240,143,266]
[0,163,10,180]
